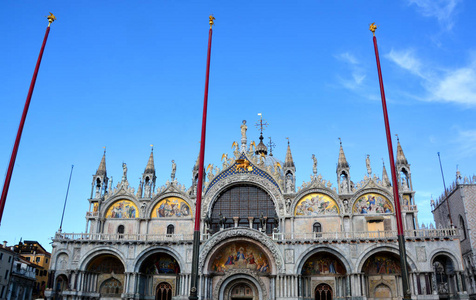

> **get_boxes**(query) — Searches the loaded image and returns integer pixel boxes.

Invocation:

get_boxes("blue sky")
[1,0,475,251]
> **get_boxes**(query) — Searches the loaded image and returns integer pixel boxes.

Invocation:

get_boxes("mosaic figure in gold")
[152,197,191,218]
[210,242,270,274]
[106,200,138,219]
[295,193,339,216]
[352,193,393,214]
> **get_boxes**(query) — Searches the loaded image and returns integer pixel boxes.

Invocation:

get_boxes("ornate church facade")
[46,122,466,300]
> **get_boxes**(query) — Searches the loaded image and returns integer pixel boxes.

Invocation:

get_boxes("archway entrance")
[155,282,173,300]
[300,252,346,299]
[315,283,332,300]
[223,278,258,300]
[86,254,125,299]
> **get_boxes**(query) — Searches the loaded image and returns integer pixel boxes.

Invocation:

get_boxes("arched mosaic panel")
[140,253,180,275]
[301,253,346,275]
[295,193,339,216]
[352,193,393,214]
[209,242,270,274]
[152,197,191,218]
[87,255,125,274]
[363,254,401,275]
[106,200,137,219]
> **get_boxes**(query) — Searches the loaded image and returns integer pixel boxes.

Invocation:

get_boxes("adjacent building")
[46,123,465,300]
[0,243,15,299]
[14,241,51,298]
[432,174,476,299]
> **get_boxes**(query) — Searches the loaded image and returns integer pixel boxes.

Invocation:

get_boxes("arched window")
[313,222,322,232]
[117,225,124,239]
[100,278,122,296]
[167,225,174,235]
[210,185,277,234]
[313,222,322,237]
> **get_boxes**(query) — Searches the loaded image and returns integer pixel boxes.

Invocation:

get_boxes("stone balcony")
[53,228,457,246]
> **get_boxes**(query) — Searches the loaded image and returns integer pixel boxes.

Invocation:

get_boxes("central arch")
[215,271,267,300]
[208,184,278,234]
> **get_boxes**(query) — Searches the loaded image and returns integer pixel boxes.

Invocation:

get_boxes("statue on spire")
[366,155,372,176]
[312,154,317,177]
[122,163,128,182]
[171,160,177,181]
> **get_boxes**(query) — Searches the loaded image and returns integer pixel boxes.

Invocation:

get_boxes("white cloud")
[386,49,425,78]
[430,68,476,105]
[335,52,359,65]
[335,52,366,90]
[385,48,476,106]
[408,0,460,31]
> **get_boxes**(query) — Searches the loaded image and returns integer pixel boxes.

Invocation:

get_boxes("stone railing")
[54,228,457,244]
[271,228,458,242]
[402,204,418,212]
[86,211,99,217]
[53,232,194,242]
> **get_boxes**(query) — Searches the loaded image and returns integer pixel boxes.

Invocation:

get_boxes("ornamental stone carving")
[199,228,284,273]
[213,268,268,300]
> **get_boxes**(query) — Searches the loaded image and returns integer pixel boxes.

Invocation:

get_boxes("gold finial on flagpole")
[209,15,216,29]
[369,22,378,36]
[46,12,56,27]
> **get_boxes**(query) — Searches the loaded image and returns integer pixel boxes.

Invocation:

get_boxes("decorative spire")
[284,138,295,168]
[254,113,268,156]
[267,137,276,156]
[96,148,107,176]
[395,135,408,165]
[144,146,155,174]
[337,138,349,170]
[382,159,391,187]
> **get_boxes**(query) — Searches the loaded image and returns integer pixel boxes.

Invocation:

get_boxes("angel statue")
[366,155,372,175]
[171,160,177,181]
[312,154,317,176]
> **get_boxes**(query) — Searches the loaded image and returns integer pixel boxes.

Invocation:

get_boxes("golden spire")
[209,15,216,29]
[369,22,378,36]
[46,12,56,27]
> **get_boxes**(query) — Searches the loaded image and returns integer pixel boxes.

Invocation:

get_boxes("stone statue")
[122,163,128,182]
[240,120,247,140]
[137,178,143,197]
[219,213,226,229]
[366,155,372,175]
[171,160,177,181]
[260,213,267,231]
[343,199,349,212]
[286,198,292,213]
[341,178,348,193]
[144,182,151,197]
[401,177,409,190]
[312,154,317,176]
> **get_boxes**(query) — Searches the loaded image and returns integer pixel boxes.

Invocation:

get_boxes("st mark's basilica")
[46,121,465,300]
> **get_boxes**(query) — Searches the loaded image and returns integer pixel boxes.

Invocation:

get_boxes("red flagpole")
[370,23,411,299]
[189,15,215,300]
[0,14,56,226]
